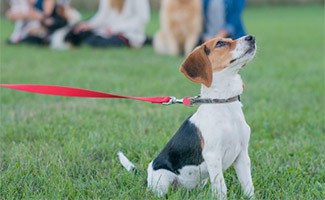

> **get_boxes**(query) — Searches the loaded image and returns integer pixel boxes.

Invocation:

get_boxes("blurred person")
[65,0,150,48]
[6,0,70,45]
[201,0,246,43]
[6,0,49,43]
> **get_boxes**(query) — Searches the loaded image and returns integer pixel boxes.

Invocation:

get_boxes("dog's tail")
[117,151,137,172]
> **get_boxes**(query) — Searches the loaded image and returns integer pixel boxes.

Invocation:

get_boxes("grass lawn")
[0,5,324,199]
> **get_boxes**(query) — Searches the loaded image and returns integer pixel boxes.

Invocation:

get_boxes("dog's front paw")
[211,188,227,200]
[246,193,256,200]
[243,186,254,198]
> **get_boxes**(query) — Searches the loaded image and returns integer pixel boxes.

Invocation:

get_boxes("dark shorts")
[65,30,129,48]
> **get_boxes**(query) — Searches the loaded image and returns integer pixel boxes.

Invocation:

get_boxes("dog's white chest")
[190,102,250,170]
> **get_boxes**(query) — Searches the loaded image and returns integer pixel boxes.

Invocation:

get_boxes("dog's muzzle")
[245,35,256,54]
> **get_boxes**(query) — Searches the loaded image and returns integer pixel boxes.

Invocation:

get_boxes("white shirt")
[88,0,150,48]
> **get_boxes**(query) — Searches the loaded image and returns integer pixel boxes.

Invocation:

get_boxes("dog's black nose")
[245,35,255,43]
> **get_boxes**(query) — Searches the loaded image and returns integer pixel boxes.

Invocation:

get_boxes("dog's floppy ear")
[179,45,212,87]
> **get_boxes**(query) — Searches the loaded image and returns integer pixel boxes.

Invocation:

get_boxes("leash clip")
[187,96,200,105]
[163,96,184,105]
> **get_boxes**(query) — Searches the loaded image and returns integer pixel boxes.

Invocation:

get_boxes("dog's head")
[180,35,256,87]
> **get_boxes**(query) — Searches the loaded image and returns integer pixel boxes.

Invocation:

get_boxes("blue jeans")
[224,0,246,39]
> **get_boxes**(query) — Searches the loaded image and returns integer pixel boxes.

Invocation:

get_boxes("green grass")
[0,5,324,199]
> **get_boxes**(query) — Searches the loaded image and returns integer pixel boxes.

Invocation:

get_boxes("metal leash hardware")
[162,95,202,106]
[162,96,185,105]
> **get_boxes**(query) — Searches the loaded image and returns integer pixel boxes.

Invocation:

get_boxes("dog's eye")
[216,41,227,48]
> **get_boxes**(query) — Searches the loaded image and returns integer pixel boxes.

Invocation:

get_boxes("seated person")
[6,0,69,45]
[65,0,150,48]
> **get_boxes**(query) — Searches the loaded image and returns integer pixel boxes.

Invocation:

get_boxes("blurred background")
[0,0,323,14]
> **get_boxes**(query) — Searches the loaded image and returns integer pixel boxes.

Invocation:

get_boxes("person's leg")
[85,35,130,48]
[9,20,25,43]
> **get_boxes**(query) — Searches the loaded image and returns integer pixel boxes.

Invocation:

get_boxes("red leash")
[0,84,192,106]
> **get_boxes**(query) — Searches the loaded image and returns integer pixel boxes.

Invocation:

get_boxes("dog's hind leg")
[147,162,177,197]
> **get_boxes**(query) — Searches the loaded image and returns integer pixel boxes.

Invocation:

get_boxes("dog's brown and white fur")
[119,35,256,198]
[153,0,202,56]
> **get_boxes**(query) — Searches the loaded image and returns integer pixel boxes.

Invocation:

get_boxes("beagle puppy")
[119,35,256,198]
[153,0,202,56]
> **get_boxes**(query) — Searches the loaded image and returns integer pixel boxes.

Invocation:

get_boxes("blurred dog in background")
[153,0,202,56]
